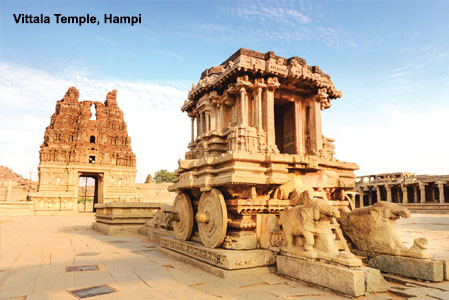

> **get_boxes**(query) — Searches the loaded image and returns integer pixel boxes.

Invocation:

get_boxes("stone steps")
[0,201,34,216]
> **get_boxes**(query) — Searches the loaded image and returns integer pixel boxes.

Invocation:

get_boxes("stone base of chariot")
[159,236,276,278]
[139,226,174,243]
[276,255,388,297]
[92,202,158,236]
[368,254,448,282]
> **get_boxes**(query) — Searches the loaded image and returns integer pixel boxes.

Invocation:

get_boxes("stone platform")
[158,246,276,279]
[160,236,275,270]
[0,201,34,216]
[368,254,448,282]
[277,255,387,297]
[92,202,160,235]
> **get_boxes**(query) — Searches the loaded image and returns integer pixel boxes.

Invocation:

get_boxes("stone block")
[139,226,174,243]
[276,255,365,297]
[443,259,449,281]
[160,236,275,270]
[369,255,444,282]
[92,222,142,236]
[363,266,388,293]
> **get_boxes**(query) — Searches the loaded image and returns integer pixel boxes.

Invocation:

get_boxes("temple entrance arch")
[78,172,103,212]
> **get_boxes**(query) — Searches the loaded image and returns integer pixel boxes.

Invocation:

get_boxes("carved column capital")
[266,77,280,90]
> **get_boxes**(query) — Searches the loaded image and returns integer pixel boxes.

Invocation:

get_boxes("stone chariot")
[169,49,358,251]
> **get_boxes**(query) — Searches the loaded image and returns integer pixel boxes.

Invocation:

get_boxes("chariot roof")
[182,48,341,112]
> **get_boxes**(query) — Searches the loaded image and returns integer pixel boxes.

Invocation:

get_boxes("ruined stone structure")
[355,172,449,212]
[0,166,36,215]
[30,87,138,213]
[169,48,358,250]
[0,166,36,202]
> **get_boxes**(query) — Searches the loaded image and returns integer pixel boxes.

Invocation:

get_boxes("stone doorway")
[78,173,103,212]
[274,102,296,154]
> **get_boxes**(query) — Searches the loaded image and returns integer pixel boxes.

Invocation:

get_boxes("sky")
[0,0,448,182]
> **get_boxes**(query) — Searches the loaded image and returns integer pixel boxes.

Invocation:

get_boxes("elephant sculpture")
[280,198,340,251]
[279,198,361,266]
[339,201,429,258]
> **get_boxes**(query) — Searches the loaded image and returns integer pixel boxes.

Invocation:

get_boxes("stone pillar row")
[191,80,279,150]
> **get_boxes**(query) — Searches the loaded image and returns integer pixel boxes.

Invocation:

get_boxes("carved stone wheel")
[172,192,194,241]
[197,188,228,248]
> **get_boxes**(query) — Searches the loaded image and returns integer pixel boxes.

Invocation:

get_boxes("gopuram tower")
[30,87,138,213]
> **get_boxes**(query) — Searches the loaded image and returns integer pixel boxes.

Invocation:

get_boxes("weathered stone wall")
[0,166,37,202]
[136,182,176,204]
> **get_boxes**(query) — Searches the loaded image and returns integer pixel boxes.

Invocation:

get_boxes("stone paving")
[397,214,449,258]
[0,213,448,300]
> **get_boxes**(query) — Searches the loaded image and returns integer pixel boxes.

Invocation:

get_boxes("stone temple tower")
[30,87,138,213]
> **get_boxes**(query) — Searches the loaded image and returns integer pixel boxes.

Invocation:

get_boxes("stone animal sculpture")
[339,201,429,258]
[280,198,340,252]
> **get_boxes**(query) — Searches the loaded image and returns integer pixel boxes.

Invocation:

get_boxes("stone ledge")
[95,217,149,224]
[95,202,162,209]
[277,255,366,297]
[160,236,275,270]
[95,214,153,220]
[139,226,174,243]
[369,255,445,282]
[92,221,143,236]
[158,246,275,279]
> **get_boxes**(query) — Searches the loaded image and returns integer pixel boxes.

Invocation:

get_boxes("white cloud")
[153,50,184,62]
[235,2,311,24]
[0,62,190,182]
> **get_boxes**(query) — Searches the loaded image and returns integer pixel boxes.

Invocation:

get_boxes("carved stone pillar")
[256,87,263,130]
[438,182,445,204]
[432,185,439,203]
[191,117,195,142]
[359,190,364,207]
[216,104,223,133]
[294,100,303,155]
[376,186,381,203]
[239,87,247,127]
[368,189,373,206]
[386,185,392,202]
[198,113,203,137]
[264,78,280,152]
[209,111,216,132]
[419,183,426,203]
[311,98,323,154]
[206,112,211,133]
[413,184,418,203]
[402,186,408,204]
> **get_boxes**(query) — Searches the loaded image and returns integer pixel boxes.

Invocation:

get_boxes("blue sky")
[1,0,448,181]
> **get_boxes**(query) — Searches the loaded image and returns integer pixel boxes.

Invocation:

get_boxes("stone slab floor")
[0,214,448,300]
